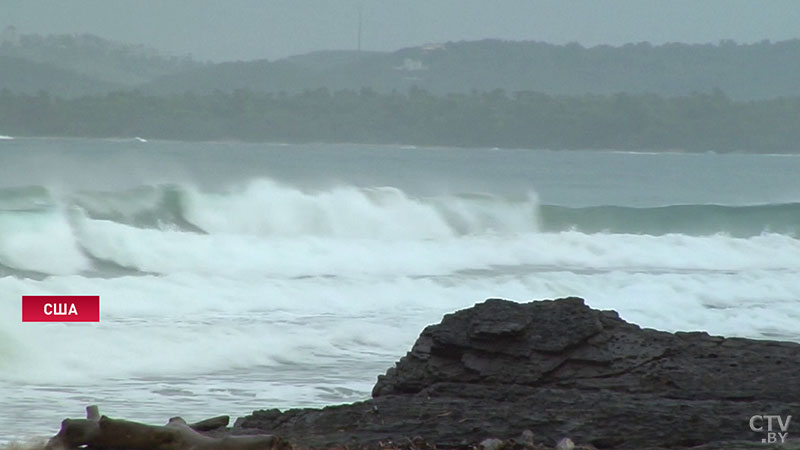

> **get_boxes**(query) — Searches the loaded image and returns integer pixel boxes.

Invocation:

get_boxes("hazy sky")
[2,0,798,62]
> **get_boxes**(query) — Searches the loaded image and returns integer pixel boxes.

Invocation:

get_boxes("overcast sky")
[2,0,798,62]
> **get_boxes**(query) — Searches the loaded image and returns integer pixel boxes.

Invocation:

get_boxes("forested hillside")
[144,39,800,100]
[0,30,200,95]
[0,55,118,96]
[2,88,798,152]
[3,33,800,152]
[3,35,800,100]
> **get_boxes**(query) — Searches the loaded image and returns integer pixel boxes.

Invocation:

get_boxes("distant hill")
[0,55,119,96]
[0,29,202,95]
[143,59,324,95]
[281,50,383,71]
[142,50,403,95]
[3,32,800,100]
[144,39,800,100]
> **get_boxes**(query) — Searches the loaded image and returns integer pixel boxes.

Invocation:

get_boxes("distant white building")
[396,58,426,72]
[421,43,446,52]
[1,25,19,45]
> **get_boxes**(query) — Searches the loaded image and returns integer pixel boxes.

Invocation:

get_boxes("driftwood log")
[45,405,287,450]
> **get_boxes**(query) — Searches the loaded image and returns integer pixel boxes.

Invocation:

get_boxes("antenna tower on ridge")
[357,4,363,53]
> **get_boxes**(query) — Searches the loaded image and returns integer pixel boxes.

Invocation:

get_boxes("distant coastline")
[1,89,799,153]
[4,36,800,153]
[10,135,800,159]
[5,36,800,101]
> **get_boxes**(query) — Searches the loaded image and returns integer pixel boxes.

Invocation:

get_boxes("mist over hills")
[3,31,800,152]
[2,29,800,100]
[0,29,201,96]
[0,55,119,96]
[143,39,800,101]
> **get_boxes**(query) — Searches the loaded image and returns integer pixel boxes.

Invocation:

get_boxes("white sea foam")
[71,214,800,279]
[1,179,796,278]
[1,175,799,443]
[0,209,89,275]
[181,179,540,238]
[2,266,799,385]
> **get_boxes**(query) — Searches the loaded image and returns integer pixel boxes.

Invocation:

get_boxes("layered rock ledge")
[235,297,800,449]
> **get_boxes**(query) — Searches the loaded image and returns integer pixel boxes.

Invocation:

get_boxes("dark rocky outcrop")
[235,297,800,449]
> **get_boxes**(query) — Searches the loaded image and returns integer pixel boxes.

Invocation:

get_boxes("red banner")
[22,296,100,322]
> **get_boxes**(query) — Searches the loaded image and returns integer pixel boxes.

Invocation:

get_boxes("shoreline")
[5,134,800,156]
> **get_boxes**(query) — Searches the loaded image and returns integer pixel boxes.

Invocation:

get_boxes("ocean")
[1,138,799,442]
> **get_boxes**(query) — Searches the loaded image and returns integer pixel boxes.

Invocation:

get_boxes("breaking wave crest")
[0,179,798,277]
